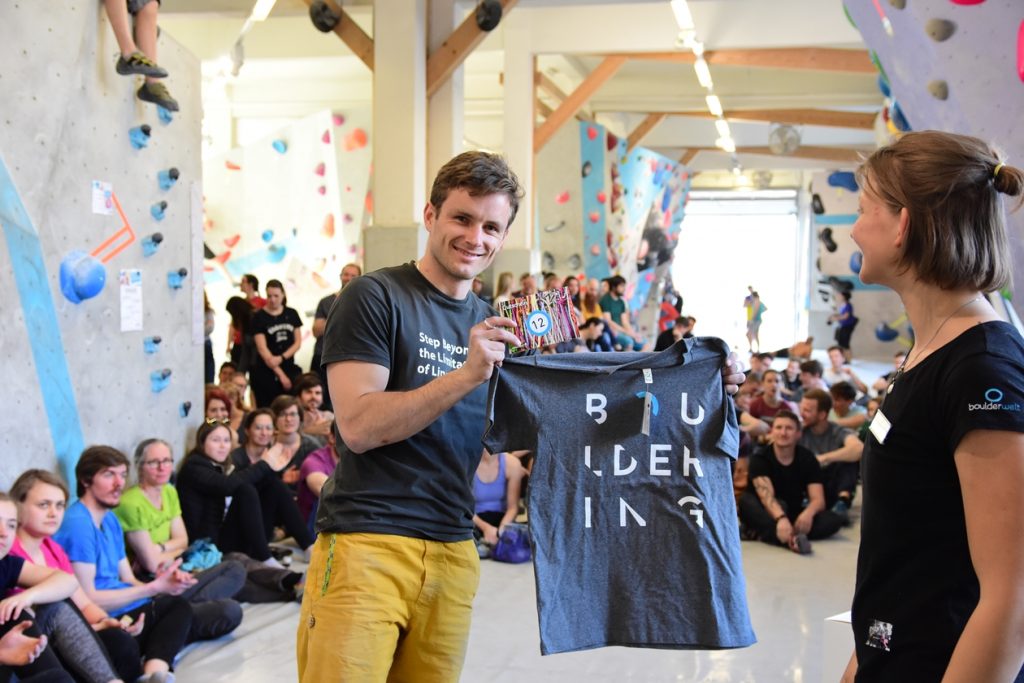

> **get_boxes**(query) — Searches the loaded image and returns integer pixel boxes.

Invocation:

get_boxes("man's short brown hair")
[75,446,130,497]
[429,151,524,230]
[802,389,833,415]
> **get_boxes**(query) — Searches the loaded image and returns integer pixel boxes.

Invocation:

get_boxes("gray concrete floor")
[175,514,860,683]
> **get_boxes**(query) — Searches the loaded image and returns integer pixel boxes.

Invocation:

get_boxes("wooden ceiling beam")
[626,113,667,152]
[612,48,874,73]
[298,0,374,71]
[679,149,701,166]
[665,108,875,130]
[534,55,627,153]
[426,0,519,98]
[685,145,867,163]
[534,70,595,122]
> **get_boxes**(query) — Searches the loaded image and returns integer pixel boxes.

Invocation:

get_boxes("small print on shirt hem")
[866,619,893,652]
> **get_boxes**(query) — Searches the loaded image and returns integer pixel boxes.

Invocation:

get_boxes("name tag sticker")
[869,409,892,444]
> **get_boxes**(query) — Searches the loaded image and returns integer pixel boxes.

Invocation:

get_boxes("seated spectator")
[0,490,83,683]
[177,422,313,565]
[217,362,237,389]
[748,370,798,422]
[543,272,561,291]
[738,411,844,554]
[116,441,247,611]
[297,429,340,529]
[472,449,526,554]
[798,390,864,522]
[511,272,537,298]
[579,279,603,321]
[205,387,242,449]
[230,409,275,471]
[600,275,644,351]
[654,316,694,352]
[562,276,581,309]
[748,352,775,375]
[0,620,71,681]
[52,448,202,682]
[823,346,869,397]
[780,358,804,402]
[734,385,769,440]
[799,359,830,393]
[270,395,322,483]
[10,469,159,682]
[579,317,613,353]
[294,374,334,445]
[492,271,514,307]
[829,381,868,430]
[871,350,907,399]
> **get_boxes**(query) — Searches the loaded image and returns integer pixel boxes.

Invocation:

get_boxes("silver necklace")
[887,295,983,394]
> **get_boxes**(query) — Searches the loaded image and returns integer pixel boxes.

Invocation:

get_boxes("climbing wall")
[536,121,690,343]
[810,171,906,360]
[0,4,203,487]
[845,0,1024,317]
[202,109,372,372]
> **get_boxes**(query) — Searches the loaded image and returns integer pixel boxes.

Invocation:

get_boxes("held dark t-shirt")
[853,322,1024,682]
[317,263,495,542]
[484,339,755,655]
[251,307,303,358]
[747,444,822,518]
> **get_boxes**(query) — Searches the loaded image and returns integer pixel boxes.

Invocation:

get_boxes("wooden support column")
[533,55,627,153]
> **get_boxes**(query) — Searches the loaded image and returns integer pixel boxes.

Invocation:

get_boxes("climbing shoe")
[116,51,168,78]
[137,81,179,112]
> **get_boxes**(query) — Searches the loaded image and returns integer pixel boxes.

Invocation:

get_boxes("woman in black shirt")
[250,279,303,407]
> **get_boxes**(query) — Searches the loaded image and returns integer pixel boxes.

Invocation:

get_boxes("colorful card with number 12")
[498,287,581,354]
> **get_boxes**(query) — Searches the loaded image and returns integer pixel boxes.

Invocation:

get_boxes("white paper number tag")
[869,409,892,444]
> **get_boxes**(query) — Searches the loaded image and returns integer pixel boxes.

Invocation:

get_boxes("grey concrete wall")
[0,3,203,488]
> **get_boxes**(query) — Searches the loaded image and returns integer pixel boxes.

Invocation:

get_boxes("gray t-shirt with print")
[484,338,756,655]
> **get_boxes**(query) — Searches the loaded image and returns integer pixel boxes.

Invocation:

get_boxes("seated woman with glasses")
[269,395,322,486]
[177,422,313,565]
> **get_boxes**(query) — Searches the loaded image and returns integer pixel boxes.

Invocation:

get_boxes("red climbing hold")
[322,130,331,144]
[586,126,598,141]
[223,234,240,248]
[596,190,607,204]
[317,186,327,195]
[314,162,326,176]
[215,250,231,264]
[588,211,600,223]
[225,160,241,171]
[344,128,368,151]
[555,191,570,204]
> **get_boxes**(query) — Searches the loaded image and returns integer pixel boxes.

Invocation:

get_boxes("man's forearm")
[337,367,482,453]
[87,583,157,613]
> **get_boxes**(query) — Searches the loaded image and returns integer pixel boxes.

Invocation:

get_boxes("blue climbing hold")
[167,268,188,290]
[890,102,911,132]
[158,168,180,191]
[875,323,899,342]
[129,125,152,150]
[877,74,891,99]
[59,251,106,304]
[272,139,288,154]
[150,369,172,393]
[151,201,168,221]
[141,232,164,257]
[828,171,859,193]
[143,336,162,354]
[850,251,863,274]
[261,229,274,243]
[157,107,174,125]
[268,244,287,263]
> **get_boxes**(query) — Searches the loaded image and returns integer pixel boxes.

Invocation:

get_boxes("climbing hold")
[597,190,607,204]
[1018,19,1024,83]
[151,201,168,221]
[812,193,825,214]
[888,0,906,8]
[850,251,863,274]
[606,132,619,152]
[314,162,326,176]
[150,369,172,393]
[543,220,566,233]
[317,186,326,195]
[157,106,174,125]
[928,80,949,100]
[890,102,911,132]
[261,229,274,243]
[167,268,188,289]
[542,252,555,271]
[322,130,331,144]
[272,139,288,154]
[309,0,340,33]
[179,401,192,418]
[343,213,353,224]
[925,18,956,42]
[268,244,287,263]
[143,336,162,354]
[588,211,600,223]
[129,125,152,150]
[877,74,891,98]
[343,128,368,151]
[827,171,859,192]
[875,323,899,342]
[332,114,345,126]
[567,254,582,270]
[215,250,231,264]
[555,191,570,204]
[141,232,164,257]
[223,234,240,248]
[225,160,241,171]
[590,244,601,256]
[322,213,335,238]
[475,0,502,32]
[586,126,598,141]
[582,161,592,178]
[819,227,838,253]
[158,167,180,191]
[59,251,106,303]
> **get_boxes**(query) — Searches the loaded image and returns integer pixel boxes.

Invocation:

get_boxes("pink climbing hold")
[332,114,345,126]
[1018,19,1024,83]
[223,234,240,248]
[322,130,331,144]
[555,191,570,204]
[586,126,598,141]
[588,211,600,223]
[596,190,607,203]
[590,244,601,256]
[317,185,326,195]
[314,162,326,176]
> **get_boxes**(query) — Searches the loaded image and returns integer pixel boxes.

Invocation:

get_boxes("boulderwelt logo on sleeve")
[968,387,1022,412]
